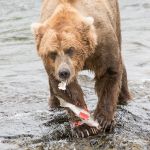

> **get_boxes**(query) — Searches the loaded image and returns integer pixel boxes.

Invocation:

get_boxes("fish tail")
[56,96,66,107]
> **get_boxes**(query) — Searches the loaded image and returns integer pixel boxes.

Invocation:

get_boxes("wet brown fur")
[32,0,131,134]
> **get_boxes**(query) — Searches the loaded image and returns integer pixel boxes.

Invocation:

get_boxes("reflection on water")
[120,0,150,80]
[0,0,150,149]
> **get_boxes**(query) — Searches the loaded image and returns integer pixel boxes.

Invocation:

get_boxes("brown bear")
[31,0,131,137]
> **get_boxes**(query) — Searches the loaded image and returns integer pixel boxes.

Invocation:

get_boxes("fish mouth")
[58,80,68,90]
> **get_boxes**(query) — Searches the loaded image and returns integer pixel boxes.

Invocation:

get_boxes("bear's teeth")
[58,81,67,90]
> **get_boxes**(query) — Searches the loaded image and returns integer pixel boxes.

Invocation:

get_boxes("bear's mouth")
[55,67,75,85]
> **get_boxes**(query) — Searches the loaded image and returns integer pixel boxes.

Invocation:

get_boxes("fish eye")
[48,51,57,61]
[65,47,75,57]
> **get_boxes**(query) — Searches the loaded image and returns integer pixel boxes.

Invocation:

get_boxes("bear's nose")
[59,69,70,80]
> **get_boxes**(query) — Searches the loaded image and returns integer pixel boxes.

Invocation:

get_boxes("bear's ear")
[31,23,47,50]
[83,16,97,52]
[83,16,94,26]
[31,23,46,36]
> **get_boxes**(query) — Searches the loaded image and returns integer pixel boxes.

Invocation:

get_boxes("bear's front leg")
[49,75,100,137]
[48,75,87,109]
[48,83,60,108]
[94,67,122,132]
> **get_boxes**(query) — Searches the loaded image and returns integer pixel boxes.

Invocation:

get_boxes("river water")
[0,0,150,150]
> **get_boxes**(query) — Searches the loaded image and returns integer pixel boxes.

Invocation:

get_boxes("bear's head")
[31,6,97,84]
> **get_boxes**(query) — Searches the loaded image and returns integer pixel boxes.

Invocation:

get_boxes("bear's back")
[41,0,121,48]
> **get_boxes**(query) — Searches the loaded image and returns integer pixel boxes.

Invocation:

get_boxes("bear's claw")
[97,116,115,132]
[72,124,100,138]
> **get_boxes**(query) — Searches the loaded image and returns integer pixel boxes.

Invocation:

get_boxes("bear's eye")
[48,52,57,61]
[65,47,74,57]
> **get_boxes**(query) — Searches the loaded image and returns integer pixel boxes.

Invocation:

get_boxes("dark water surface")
[0,0,150,149]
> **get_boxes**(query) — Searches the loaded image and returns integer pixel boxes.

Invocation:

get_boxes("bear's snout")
[59,68,70,80]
